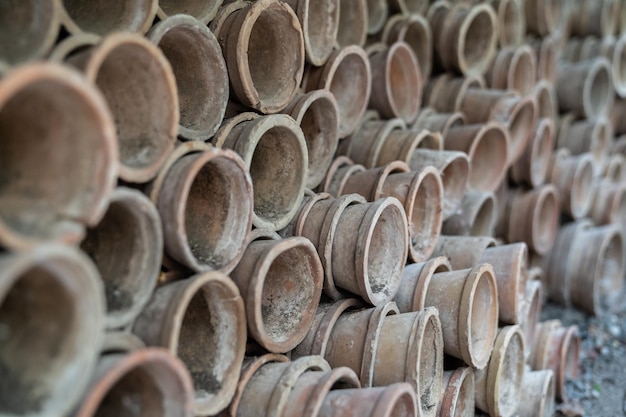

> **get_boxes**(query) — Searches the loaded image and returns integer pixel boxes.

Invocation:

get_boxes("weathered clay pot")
[486,45,536,94]
[530,320,580,401]
[381,14,433,79]
[408,150,470,219]
[393,256,452,313]
[67,33,178,183]
[283,0,339,65]
[556,58,614,120]
[160,0,223,23]
[73,349,194,417]
[569,0,619,37]
[437,368,475,417]
[409,264,498,369]
[557,114,611,170]
[318,383,417,417]
[285,194,408,304]
[48,33,101,62]
[510,118,555,188]
[431,235,497,270]
[491,0,526,46]
[230,231,323,352]
[234,355,332,417]
[474,325,525,417]
[429,2,498,76]
[81,187,162,329]
[132,272,246,415]
[284,90,339,189]
[148,15,228,141]
[445,122,509,191]
[602,154,626,183]
[424,73,485,114]
[590,180,626,226]
[527,35,559,83]
[0,63,117,249]
[153,144,253,272]
[324,160,443,263]
[0,245,105,417]
[60,0,157,35]
[498,185,560,255]
[549,150,595,219]
[534,80,558,121]
[520,280,543,359]
[365,0,388,35]
[218,113,308,230]
[524,0,564,35]
[517,369,555,417]
[102,332,146,354]
[412,108,465,137]
[282,366,361,417]
[0,0,60,64]
[441,190,497,237]
[368,42,421,124]
[458,89,537,164]
[304,45,371,137]
[211,0,304,113]
[336,0,368,47]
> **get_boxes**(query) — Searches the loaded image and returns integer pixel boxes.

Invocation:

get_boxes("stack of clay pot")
[1,0,625,416]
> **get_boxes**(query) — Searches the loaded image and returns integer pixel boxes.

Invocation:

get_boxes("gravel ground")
[542,301,626,416]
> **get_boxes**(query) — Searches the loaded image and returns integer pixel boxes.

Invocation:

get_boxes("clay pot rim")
[454,3,498,76]
[231,0,305,113]
[366,0,389,34]
[415,109,465,140]
[360,302,400,386]
[370,382,418,417]
[582,57,614,120]
[537,35,558,82]
[496,0,525,47]
[590,117,612,165]
[605,182,626,223]
[210,0,248,37]
[533,79,558,120]
[587,225,624,315]
[521,280,543,355]
[401,166,444,262]
[247,236,323,352]
[485,242,528,323]
[556,325,580,399]
[319,194,367,299]
[0,62,118,249]
[570,153,595,218]
[212,111,259,148]
[411,256,453,311]
[0,244,105,417]
[295,0,340,65]
[460,263,499,369]
[380,41,422,124]
[235,114,308,230]
[285,89,339,129]
[507,44,536,94]
[60,0,158,35]
[101,332,146,354]
[226,354,289,417]
[48,33,101,62]
[529,184,560,255]
[371,160,411,201]
[297,366,362,417]
[363,118,406,168]
[321,156,365,197]
[603,154,626,182]
[147,13,228,140]
[74,348,194,417]
[100,187,163,329]
[162,147,253,272]
[613,34,626,97]
[467,121,510,191]
[83,32,178,183]
[289,191,332,237]
[156,0,221,24]
[3,0,60,63]
[440,367,474,416]
[354,198,408,305]
[381,13,432,78]
[486,325,525,417]
[457,190,497,237]
[526,369,555,417]
[527,117,555,187]
[493,94,537,163]
[309,298,365,356]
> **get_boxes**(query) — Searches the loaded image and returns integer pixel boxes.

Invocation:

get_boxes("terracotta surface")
[437,368,475,417]
[569,0,618,37]
[60,0,157,35]
[524,0,564,35]
[365,0,389,34]
[318,383,417,417]
[486,44,536,94]
[517,369,555,417]
[424,73,485,114]
[157,0,223,24]
[549,150,595,219]
[393,256,452,313]
[431,235,497,270]
[556,58,614,120]
[590,180,626,226]
[335,0,367,47]
[557,114,611,170]
[492,0,525,47]
[510,117,555,188]
[412,108,465,138]
[441,190,497,237]
[284,0,339,65]
[382,14,433,79]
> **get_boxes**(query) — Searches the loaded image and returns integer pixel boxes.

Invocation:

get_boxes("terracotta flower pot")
[367,42,422,124]
[431,235,496,270]
[393,256,452,313]
[549,150,595,219]
[534,80,558,121]
[211,0,305,113]
[557,114,611,171]
[437,368,475,417]
[335,0,367,47]
[423,73,485,114]
[284,90,340,189]
[0,0,60,64]
[527,35,559,83]
[60,0,157,35]
[148,15,228,141]
[152,144,253,272]
[602,154,626,183]
[491,0,526,46]
[486,45,536,94]
[49,33,100,62]
[412,108,465,138]
[81,187,162,329]
[67,33,178,183]
[217,113,308,231]
[569,0,619,37]
[73,349,194,417]
[510,118,555,188]
[441,190,497,237]
[0,245,105,417]
[530,320,580,401]
[318,383,417,417]
[519,280,543,359]
[0,63,117,250]
[474,325,525,417]
[517,369,555,417]
[556,58,614,120]
[524,0,564,35]
[157,0,223,23]
[304,45,371,137]
[590,180,626,226]
[445,122,509,191]
[388,0,428,16]
[381,14,433,79]
[132,272,246,415]
[284,0,339,65]
[230,231,323,352]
